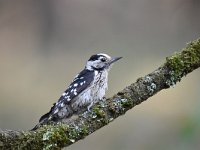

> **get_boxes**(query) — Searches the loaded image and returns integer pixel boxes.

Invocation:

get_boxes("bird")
[33,53,122,130]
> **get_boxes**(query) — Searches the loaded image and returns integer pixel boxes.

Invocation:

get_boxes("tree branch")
[1,38,200,150]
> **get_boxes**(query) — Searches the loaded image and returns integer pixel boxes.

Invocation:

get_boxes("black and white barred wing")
[56,69,94,106]
[39,69,94,122]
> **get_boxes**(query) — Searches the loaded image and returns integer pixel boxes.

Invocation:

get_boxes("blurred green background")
[0,0,200,150]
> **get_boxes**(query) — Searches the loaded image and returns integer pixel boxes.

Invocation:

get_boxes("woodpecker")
[35,53,122,128]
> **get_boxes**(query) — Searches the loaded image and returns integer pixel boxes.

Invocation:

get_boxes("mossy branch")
[1,38,200,150]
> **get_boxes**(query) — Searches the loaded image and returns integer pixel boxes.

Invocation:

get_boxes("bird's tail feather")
[31,114,50,131]
[31,107,53,131]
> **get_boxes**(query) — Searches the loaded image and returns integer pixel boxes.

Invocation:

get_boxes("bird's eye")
[101,58,106,62]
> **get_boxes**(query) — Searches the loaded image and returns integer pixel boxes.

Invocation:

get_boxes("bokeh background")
[0,0,200,150]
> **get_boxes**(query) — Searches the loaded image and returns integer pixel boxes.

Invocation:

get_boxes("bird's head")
[86,53,122,71]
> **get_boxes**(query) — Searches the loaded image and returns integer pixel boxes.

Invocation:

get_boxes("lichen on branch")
[0,38,200,150]
[166,39,200,86]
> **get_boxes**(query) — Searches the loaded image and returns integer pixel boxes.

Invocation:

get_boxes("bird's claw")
[87,102,93,112]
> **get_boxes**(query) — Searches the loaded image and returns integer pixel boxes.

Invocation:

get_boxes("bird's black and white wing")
[39,69,94,123]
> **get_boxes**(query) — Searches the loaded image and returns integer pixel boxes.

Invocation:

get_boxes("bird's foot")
[87,102,94,112]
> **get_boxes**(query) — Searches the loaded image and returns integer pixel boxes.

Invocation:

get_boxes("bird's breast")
[91,70,108,100]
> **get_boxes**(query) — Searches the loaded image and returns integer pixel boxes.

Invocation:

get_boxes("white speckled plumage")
[38,53,122,124]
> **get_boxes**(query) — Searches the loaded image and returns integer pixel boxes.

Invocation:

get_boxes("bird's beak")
[108,56,122,65]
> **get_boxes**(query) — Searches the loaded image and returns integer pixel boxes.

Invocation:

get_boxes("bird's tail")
[31,116,49,131]
[31,110,52,131]
[31,123,40,131]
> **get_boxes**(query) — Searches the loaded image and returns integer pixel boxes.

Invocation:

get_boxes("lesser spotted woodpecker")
[36,53,122,127]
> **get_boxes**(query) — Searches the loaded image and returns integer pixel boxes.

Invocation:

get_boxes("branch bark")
[1,38,200,150]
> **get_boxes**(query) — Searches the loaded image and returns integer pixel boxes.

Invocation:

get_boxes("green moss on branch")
[166,39,200,86]
[0,38,200,150]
